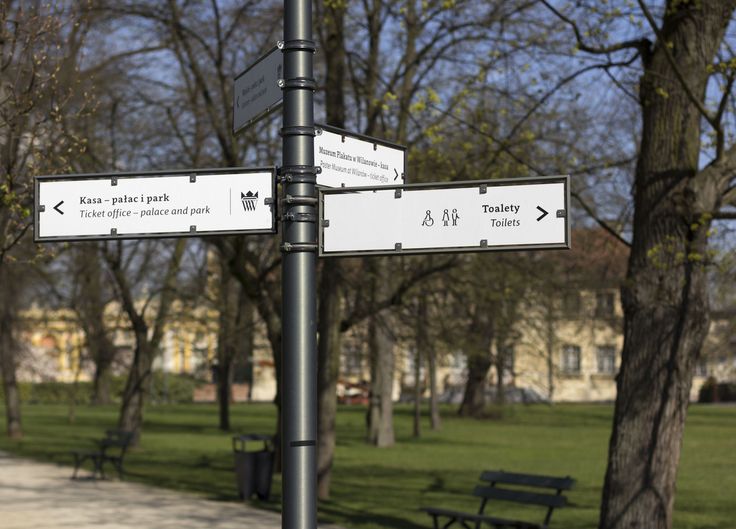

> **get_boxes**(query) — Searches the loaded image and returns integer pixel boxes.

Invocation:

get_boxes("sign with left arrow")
[34,167,276,242]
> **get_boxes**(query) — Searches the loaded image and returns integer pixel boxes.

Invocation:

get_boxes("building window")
[498,345,515,378]
[561,345,581,374]
[596,345,617,374]
[562,291,581,316]
[342,344,363,376]
[595,291,616,318]
[695,361,708,377]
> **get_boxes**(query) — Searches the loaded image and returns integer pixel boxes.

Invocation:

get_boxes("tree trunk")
[427,337,441,431]
[414,294,431,437]
[75,244,116,406]
[86,313,116,405]
[0,310,22,439]
[217,361,232,431]
[315,0,346,497]
[221,237,283,469]
[413,346,421,438]
[600,3,735,528]
[317,260,342,499]
[371,319,395,447]
[368,294,395,447]
[216,259,240,432]
[417,288,440,430]
[0,265,22,439]
[458,354,492,417]
[112,240,185,444]
[92,359,113,406]
[545,298,555,403]
[458,308,494,418]
[494,353,505,406]
[118,335,153,442]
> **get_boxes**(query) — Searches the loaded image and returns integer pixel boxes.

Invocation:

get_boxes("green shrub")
[0,373,201,405]
[699,377,736,403]
[27,381,93,405]
[148,371,201,404]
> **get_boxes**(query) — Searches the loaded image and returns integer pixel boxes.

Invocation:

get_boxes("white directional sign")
[315,124,406,188]
[35,168,276,242]
[319,176,569,256]
[233,46,283,134]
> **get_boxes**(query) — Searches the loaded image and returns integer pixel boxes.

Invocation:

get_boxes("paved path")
[0,452,343,529]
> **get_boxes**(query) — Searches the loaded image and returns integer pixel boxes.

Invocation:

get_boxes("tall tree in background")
[315,0,347,498]
[75,244,118,405]
[544,2,736,527]
[214,247,255,431]
[100,1,286,444]
[105,239,186,442]
[1,2,95,437]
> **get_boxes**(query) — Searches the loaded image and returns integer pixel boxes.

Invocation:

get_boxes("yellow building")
[17,229,735,404]
[18,302,277,401]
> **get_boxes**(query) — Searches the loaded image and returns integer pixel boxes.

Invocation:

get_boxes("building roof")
[548,227,630,289]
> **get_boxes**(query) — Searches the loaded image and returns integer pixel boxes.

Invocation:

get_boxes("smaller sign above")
[233,45,283,134]
[315,124,406,188]
[35,167,276,242]
[319,176,570,257]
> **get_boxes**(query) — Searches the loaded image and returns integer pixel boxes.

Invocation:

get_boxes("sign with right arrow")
[318,176,570,257]
[314,123,406,188]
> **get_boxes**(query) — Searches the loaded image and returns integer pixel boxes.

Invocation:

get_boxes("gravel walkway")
[0,451,343,529]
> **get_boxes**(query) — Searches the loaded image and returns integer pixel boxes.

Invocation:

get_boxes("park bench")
[421,470,575,529]
[71,429,134,480]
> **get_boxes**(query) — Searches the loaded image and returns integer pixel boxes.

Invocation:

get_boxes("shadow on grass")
[319,503,427,529]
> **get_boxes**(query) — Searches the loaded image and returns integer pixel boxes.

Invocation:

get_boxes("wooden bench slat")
[480,471,574,491]
[473,485,567,508]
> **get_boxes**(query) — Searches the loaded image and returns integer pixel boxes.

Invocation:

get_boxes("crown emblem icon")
[241,191,258,212]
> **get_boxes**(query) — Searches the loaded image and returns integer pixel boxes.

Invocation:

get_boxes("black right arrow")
[536,205,548,222]
[53,200,65,215]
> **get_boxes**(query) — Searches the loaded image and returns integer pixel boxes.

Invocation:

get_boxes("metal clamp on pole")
[281,242,319,253]
[279,78,317,91]
[284,195,319,205]
[280,126,316,138]
[280,39,317,52]
[278,165,320,183]
[285,212,316,222]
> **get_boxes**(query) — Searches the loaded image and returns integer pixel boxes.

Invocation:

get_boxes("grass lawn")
[0,402,733,529]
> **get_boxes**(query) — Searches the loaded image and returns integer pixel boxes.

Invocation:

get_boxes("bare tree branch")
[713,211,736,220]
[541,0,651,57]
[636,0,720,137]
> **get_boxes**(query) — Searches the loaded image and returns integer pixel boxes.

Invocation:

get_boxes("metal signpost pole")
[281,0,317,527]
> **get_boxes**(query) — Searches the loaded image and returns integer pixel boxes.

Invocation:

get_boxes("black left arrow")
[53,200,64,215]
[536,205,548,222]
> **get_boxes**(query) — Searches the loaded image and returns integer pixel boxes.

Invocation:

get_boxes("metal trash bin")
[232,434,274,501]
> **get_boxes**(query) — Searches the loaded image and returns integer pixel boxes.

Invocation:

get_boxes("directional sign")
[35,167,276,242]
[233,46,283,134]
[318,176,570,256]
[315,124,406,188]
